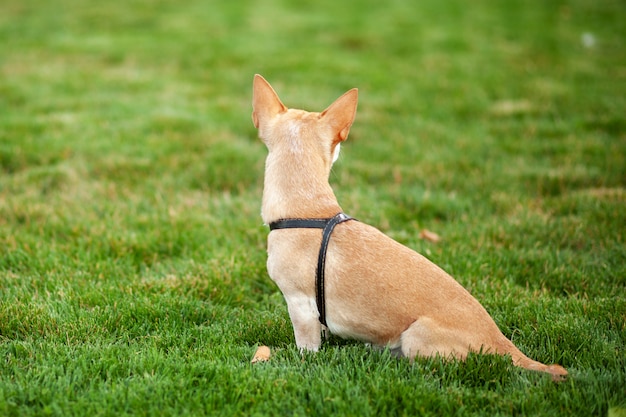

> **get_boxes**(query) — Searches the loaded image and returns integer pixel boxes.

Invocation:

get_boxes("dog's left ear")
[252,74,287,129]
[321,88,358,144]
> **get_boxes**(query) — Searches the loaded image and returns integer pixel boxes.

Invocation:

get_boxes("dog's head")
[252,74,358,168]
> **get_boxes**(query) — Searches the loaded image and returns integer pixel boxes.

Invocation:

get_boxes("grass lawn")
[1,0,625,415]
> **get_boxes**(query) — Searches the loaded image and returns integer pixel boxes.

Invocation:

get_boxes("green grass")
[1,0,624,415]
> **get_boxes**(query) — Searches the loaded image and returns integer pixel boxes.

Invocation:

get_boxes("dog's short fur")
[252,74,567,379]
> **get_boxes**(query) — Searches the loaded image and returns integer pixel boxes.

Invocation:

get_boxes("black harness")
[269,213,355,327]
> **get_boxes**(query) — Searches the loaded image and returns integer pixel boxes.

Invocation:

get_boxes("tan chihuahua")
[252,74,567,379]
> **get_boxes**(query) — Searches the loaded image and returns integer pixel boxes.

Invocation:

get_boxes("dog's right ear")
[321,88,358,144]
[252,74,287,129]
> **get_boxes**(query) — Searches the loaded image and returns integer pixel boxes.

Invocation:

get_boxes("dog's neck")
[261,150,342,224]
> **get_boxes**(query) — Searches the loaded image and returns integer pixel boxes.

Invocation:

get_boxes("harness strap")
[268,213,355,327]
[269,218,329,231]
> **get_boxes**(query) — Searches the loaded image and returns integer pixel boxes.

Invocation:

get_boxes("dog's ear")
[252,74,287,129]
[321,88,358,143]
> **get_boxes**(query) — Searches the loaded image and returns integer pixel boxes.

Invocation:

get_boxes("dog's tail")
[490,334,568,380]
[508,345,568,381]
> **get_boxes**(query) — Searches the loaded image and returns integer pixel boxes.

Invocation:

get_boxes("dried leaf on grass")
[419,229,441,243]
[251,345,271,363]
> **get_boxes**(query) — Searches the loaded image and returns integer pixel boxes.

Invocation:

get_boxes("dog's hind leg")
[399,317,468,360]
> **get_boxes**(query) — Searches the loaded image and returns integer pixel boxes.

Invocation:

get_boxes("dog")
[251,74,567,379]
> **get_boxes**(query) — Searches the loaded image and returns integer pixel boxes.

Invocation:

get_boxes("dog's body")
[252,74,567,379]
